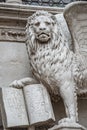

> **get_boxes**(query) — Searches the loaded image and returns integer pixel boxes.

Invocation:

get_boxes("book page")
[0,87,29,128]
[23,84,55,126]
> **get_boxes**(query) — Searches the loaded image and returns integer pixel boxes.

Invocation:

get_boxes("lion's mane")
[26,11,85,99]
[26,11,60,54]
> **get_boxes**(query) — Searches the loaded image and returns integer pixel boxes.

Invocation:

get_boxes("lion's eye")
[45,22,51,25]
[34,22,40,26]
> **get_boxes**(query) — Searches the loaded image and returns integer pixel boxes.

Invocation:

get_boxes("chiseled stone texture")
[26,6,87,129]
[0,87,29,128]
[0,84,55,128]
[23,84,55,126]
[6,0,22,4]
[52,99,87,128]
[0,42,32,88]
[55,13,72,51]
[28,126,35,130]
[53,127,83,130]
[0,2,87,130]
[58,128,83,130]
[59,128,82,130]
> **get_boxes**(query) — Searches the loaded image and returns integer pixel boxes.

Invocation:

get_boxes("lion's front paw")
[58,118,75,125]
[9,80,24,89]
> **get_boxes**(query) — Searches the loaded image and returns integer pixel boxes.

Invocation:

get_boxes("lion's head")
[26,11,59,50]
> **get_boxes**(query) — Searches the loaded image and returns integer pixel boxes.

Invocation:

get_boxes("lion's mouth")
[36,32,51,43]
[38,32,50,37]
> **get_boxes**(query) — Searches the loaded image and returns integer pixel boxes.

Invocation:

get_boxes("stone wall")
[0,2,87,130]
[0,3,63,130]
[0,42,31,87]
[0,2,63,87]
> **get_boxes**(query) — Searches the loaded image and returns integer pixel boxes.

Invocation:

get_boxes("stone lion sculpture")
[25,10,87,125]
[26,10,76,123]
[10,3,87,128]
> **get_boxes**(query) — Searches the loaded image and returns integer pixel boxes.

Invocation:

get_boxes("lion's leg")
[63,101,69,118]
[9,77,37,89]
[58,80,78,124]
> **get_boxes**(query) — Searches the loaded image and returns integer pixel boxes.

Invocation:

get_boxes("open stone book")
[0,84,55,128]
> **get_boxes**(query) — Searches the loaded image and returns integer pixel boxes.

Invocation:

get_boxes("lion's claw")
[9,80,24,89]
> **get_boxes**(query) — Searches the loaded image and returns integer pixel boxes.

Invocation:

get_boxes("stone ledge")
[0,3,63,42]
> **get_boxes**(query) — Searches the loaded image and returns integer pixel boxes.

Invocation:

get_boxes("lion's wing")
[55,13,73,50]
[64,2,87,67]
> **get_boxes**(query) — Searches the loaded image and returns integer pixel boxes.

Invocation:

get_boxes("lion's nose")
[39,23,46,31]
[39,27,46,31]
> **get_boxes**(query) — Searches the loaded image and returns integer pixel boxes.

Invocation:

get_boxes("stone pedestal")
[57,127,85,130]
[48,123,86,130]
[6,0,22,4]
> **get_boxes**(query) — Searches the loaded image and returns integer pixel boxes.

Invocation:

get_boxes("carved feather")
[64,2,87,96]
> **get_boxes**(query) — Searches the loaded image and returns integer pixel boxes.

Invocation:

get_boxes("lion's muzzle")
[36,32,51,43]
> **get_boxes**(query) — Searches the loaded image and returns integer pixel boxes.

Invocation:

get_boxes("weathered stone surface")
[26,5,87,129]
[0,2,87,130]
[49,127,82,130]
[64,2,87,62]
[0,84,55,128]
[0,42,31,87]
[0,87,29,128]
[0,2,63,42]
[54,128,83,130]
[23,84,55,126]
[55,13,72,50]
[28,126,35,130]
[58,128,83,130]
[48,124,86,130]
[26,10,78,125]
[9,77,38,89]
[6,0,22,4]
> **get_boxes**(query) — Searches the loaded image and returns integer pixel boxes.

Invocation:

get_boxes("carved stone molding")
[0,3,63,42]
[6,0,22,4]
[0,28,25,42]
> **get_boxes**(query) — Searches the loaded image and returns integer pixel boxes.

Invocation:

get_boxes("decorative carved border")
[0,28,25,42]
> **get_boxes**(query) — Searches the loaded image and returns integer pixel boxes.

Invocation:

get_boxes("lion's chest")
[30,46,71,80]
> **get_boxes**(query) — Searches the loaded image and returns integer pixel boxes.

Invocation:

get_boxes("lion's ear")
[26,15,33,28]
[26,18,31,30]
